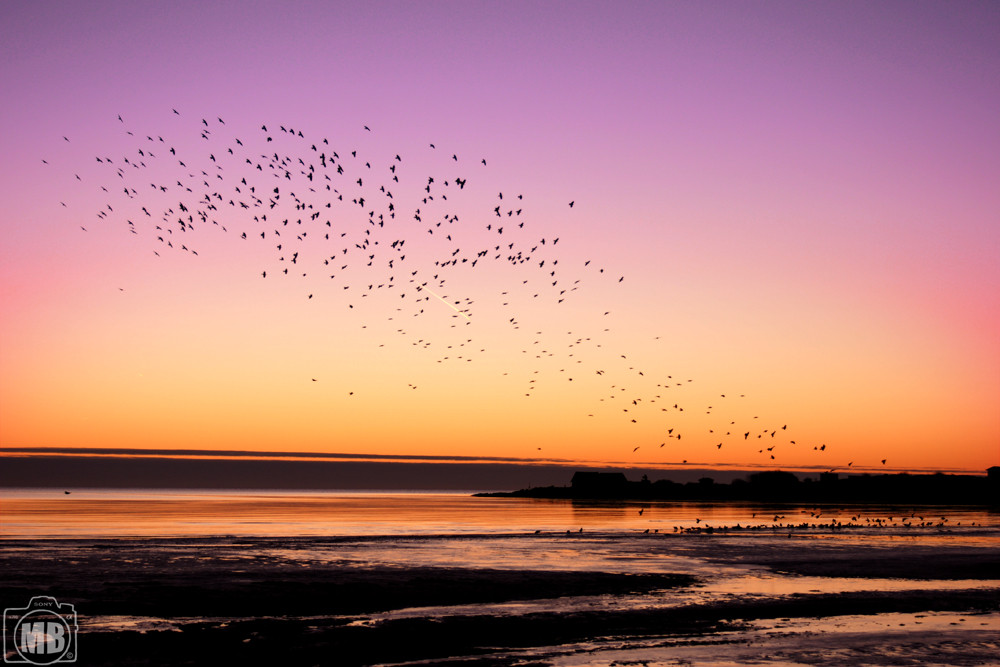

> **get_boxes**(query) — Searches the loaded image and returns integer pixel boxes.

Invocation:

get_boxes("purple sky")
[1,1,998,471]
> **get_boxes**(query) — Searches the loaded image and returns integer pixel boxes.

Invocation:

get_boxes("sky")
[1,1,998,475]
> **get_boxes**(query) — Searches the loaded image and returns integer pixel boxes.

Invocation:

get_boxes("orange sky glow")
[1,3,998,476]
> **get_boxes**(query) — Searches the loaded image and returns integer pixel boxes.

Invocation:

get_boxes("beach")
[1,491,998,665]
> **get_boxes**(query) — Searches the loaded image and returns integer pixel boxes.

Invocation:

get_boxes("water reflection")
[2,489,997,539]
[538,611,1000,667]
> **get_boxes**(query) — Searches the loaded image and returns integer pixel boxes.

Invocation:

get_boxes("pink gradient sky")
[1,1,997,473]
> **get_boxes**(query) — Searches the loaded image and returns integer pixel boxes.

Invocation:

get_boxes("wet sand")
[2,534,998,666]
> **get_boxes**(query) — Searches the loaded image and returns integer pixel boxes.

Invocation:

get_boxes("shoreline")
[72,596,1000,667]
[3,534,998,665]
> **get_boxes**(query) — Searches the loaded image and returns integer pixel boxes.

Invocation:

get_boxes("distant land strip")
[478,469,1000,505]
[0,447,988,476]
[0,455,755,491]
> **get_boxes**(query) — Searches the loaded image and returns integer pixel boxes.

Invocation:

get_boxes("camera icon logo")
[3,597,77,664]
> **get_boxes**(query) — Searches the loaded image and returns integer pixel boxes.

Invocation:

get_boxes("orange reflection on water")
[1,489,998,540]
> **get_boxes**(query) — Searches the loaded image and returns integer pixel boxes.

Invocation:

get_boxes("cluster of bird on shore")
[539,509,980,537]
[53,110,867,468]
[656,511,974,534]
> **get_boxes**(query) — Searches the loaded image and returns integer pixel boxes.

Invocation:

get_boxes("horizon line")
[0,446,991,477]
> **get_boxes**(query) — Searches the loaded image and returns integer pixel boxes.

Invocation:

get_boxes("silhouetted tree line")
[478,468,1000,505]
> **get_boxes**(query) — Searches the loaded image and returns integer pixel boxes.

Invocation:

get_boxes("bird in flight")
[59,109,811,468]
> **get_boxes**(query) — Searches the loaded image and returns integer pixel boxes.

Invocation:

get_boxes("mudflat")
[2,534,998,666]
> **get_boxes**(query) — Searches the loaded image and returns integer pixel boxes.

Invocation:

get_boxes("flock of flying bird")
[53,110,874,470]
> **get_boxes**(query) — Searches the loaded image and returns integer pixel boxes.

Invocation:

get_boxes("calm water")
[3,489,998,665]
[1,487,997,539]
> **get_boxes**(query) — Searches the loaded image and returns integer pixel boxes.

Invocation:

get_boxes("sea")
[2,488,999,666]
[3,487,999,539]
